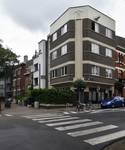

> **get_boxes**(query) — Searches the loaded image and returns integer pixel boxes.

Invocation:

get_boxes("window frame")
[106,28,112,39]
[61,44,67,56]
[91,66,100,76]
[91,43,99,54]
[106,48,112,57]
[52,51,57,60]
[52,32,57,41]
[61,24,67,35]
[105,68,112,78]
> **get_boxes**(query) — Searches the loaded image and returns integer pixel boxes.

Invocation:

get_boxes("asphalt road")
[1,108,125,150]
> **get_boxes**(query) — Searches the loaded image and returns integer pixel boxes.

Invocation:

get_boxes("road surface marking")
[39,117,79,123]
[47,119,92,127]
[23,114,63,119]
[32,115,71,121]
[55,121,103,131]
[84,130,125,145]
[4,114,13,117]
[68,125,118,137]
[63,112,70,114]
[70,111,77,114]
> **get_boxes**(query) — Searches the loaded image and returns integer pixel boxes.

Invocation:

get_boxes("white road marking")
[63,112,70,114]
[23,114,62,119]
[70,111,77,114]
[68,125,118,137]
[55,121,103,131]
[32,115,71,121]
[39,117,79,123]
[4,114,13,117]
[84,130,125,145]
[47,119,91,127]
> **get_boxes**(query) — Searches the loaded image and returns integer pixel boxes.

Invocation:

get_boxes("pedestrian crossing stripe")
[47,119,92,127]
[84,130,125,145]
[23,114,63,119]
[22,113,125,146]
[32,115,71,121]
[39,117,79,123]
[67,125,118,137]
[55,121,103,131]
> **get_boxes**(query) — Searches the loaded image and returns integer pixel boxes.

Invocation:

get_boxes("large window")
[91,43,99,54]
[52,32,57,41]
[52,51,57,60]
[91,66,100,76]
[34,78,38,86]
[106,28,112,38]
[52,69,57,78]
[106,69,112,78]
[61,45,67,56]
[34,63,38,71]
[61,24,67,35]
[106,48,112,57]
[61,66,68,76]
[91,22,99,33]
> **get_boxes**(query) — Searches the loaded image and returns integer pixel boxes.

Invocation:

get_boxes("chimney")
[24,55,28,63]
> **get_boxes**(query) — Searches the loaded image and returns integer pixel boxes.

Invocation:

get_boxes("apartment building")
[48,5,116,103]
[33,40,48,89]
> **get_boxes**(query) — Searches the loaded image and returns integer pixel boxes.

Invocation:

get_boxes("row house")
[12,56,33,100]
[115,36,125,96]
[48,5,116,103]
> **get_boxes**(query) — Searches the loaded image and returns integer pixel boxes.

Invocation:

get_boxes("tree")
[115,79,124,96]
[0,43,19,99]
[73,79,86,103]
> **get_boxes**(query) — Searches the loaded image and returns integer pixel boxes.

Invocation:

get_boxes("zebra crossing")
[22,113,125,146]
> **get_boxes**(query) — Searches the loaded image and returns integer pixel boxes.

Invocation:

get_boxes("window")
[106,28,112,38]
[52,70,57,78]
[106,48,112,57]
[34,78,38,86]
[34,63,38,71]
[61,24,67,35]
[91,66,100,76]
[106,69,112,78]
[91,22,99,33]
[61,66,68,76]
[61,45,67,56]
[52,51,57,60]
[91,43,99,54]
[52,32,57,41]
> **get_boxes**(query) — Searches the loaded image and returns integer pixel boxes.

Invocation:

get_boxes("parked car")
[101,96,125,108]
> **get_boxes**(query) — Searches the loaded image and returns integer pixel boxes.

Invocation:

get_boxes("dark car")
[101,96,125,108]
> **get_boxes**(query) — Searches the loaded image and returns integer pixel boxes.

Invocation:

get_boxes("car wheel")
[112,104,115,108]
[122,103,124,107]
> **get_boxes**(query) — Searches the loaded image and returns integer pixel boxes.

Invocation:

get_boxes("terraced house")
[48,5,116,103]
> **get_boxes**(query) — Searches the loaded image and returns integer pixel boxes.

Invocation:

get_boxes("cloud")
[1,0,116,33]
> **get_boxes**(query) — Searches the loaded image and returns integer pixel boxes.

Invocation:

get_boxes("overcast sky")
[0,0,125,61]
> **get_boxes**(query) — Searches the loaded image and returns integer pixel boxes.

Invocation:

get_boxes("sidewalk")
[103,138,125,150]
[0,102,100,115]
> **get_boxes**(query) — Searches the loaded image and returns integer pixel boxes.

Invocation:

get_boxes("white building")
[33,40,48,89]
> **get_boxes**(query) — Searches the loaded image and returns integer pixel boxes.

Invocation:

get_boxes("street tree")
[73,79,86,103]
[0,42,19,99]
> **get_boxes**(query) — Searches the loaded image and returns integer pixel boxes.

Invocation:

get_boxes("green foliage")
[29,88,75,104]
[73,79,86,91]
[0,43,19,78]
[115,79,124,92]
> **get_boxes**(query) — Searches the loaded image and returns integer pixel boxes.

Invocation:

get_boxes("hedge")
[29,88,76,104]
